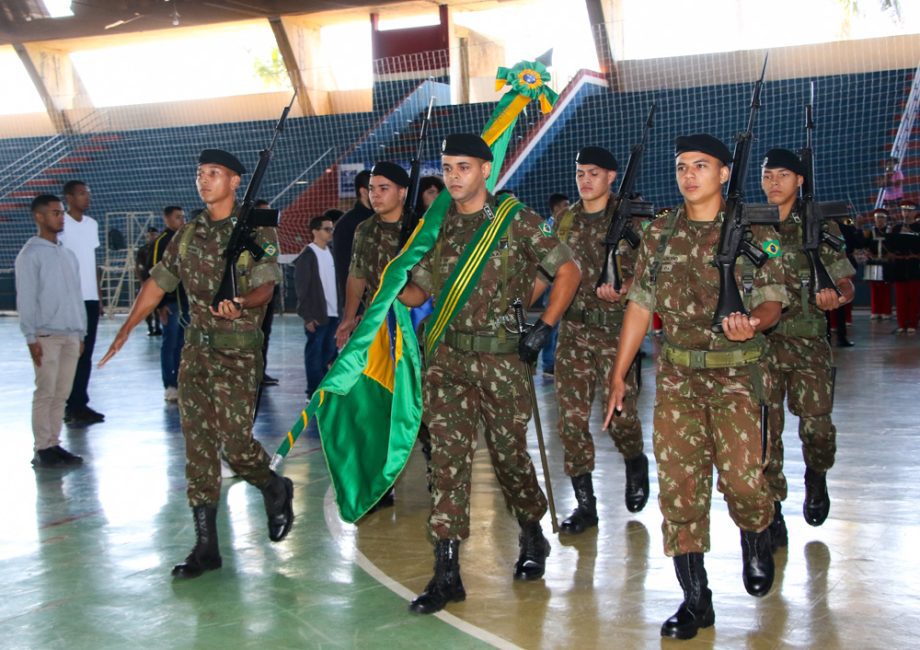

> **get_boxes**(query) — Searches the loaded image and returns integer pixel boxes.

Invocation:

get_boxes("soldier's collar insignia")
[762,239,782,258]
[483,204,496,221]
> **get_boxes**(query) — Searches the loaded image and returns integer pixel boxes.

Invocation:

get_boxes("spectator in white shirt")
[59,180,105,425]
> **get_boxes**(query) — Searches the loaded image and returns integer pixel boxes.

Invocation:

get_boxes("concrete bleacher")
[503,67,917,218]
[0,65,915,273]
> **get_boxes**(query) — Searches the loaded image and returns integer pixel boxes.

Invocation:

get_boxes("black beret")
[370,161,410,187]
[198,149,246,175]
[441,133,493,161]
[674,134,732,165]
[576,146,618,171]
[762,148,805,176]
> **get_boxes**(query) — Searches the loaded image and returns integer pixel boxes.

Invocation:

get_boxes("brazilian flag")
[272,58,558,522]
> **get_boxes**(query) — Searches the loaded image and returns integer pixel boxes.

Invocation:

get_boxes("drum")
[863,263,884,281]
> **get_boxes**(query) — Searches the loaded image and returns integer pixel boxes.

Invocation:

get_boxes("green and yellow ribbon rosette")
[481,59,559,189]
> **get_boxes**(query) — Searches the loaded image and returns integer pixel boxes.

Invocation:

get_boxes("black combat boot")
[261,470,294,542]
[661,553,715,640]
[513,520,551,580]
[560,473,598,534]
[409,540,466,614]
[740,528,775,597]
[769,501,788,552]
[172,505,222,579]
[804,467,830,526]
[624,453,650,513]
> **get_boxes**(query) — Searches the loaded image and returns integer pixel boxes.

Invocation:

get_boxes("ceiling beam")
[267,15,316,117]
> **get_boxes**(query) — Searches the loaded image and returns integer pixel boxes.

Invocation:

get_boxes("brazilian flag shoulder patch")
[538,220,553,237]
[762,239,781,258]
[262,241,278,257]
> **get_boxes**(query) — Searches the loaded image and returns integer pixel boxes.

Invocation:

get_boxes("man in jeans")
[294,215,341,402]
[148,206,187,402]
[17,194,87,467]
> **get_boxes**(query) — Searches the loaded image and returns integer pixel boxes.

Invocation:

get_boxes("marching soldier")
[335,161,410,348]
[759,149,855,544]
[100,149,294,579]
[606,134,787,639]
[335,160,412,509]
[553,146,648,534]
[399,133,581,615]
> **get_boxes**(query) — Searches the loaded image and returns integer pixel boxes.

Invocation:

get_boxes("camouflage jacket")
[556,195,639,315]
[412,195,574,334]
[774,209,855,324]
[349,211,403,300]
[151,204,281,336]
[628,205,788,351]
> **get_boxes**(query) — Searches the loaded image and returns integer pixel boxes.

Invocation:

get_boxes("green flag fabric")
[272,57,559,523]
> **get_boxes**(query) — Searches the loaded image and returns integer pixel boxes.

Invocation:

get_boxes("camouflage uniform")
[349,212,403,301]
[151,205,281,506]
[554,198,644,477]
[764,213,854,501]
[411,196,574,542]
[627,206,788,556]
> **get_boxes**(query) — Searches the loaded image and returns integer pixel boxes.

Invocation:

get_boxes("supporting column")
[584,0,619,90]
[13,43,75,134]
[268,16,316,117]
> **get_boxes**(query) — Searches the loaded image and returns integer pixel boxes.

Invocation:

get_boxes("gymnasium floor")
[1,313,917,649]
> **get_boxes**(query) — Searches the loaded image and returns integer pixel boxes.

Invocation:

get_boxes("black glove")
[518,318,553,364]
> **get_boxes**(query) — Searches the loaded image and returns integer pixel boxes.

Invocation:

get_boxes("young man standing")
[100,149,294,579]
[399,134,581,615]
[294,215,341,399]
[59,180,104,425]
[606,134,787,640]
[554,146,649,534]
[17,195,87,467]
[148,206,187,402]
[332,169,373,299]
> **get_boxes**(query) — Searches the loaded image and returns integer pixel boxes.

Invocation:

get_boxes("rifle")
[800,81,849,297]
[711,56,779,332]
[211,92,296,309]
[597,102,656,292]
[397,96,437,252]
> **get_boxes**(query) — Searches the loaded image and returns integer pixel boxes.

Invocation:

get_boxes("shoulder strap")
[649,208,681,286]
[177,223,195,260]
[497,219,514,342]
[556,206,576,242]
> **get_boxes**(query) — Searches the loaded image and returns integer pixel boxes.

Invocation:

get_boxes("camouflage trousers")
[555,320,644,476]
[764,334,836,502]
[423,343,548,542]
[654,360,773,556]
[178,344,271,506]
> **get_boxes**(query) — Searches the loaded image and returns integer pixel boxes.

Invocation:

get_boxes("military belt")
[662,342,764,369]
[563,307,624,328]
[185,327,263,350]
[444,330,518,354]
[771,318,826,339]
